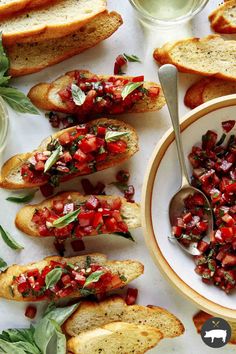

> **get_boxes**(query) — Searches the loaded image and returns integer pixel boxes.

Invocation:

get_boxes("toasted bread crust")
[153,35,236,81]
[15,192,141,237]
[184,77,236,108]
[1,0,107,46]
[0,118,139,189]
[0,0,55,19]
[209,0,236,34]
[8,11,123,77]
[63,295,185,338]
[28,69,165,114]
[0,254,144,302]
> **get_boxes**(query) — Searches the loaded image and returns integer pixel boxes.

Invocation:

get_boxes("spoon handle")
[158,64,189,187]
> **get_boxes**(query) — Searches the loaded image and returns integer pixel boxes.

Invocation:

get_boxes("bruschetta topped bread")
[0,254,144,301]
[63,295,185,338]
[0,118,138,189]
[153,35,236,81]
[67,322,163,354]
[209,0,236,34]
[28,70,165,115]
[1,0,107,46]
[15,192,141,238]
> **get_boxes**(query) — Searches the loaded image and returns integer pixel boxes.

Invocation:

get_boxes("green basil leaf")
[105,131,129,142]
[0,225,24,250]
[51,320,66,354]
[71,83,86,106]
[43,303,79,326]
[121,82,143,100]
[52,208,80,228]
[0,257,8,272]
[6,190,37,203]
[45,268,64,289]
[123,53,141,62]
[0,87,39,114]
[114,231,135,242]
[84,270,104,287]
[0,76,10,86]
[0,33,10,77]
[0,327,36,346]
[34,318,56,354]
[0,339,27,354]
[44,146,62,173]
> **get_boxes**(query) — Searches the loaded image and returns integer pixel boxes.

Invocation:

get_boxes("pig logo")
[204,329,227,343]
[201,317,231,348]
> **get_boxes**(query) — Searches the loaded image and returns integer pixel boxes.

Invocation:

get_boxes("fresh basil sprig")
[0,225,24,250]
[0,33,39,114]
[84,270,104,287]
[121,82,143,100]
[0,303,79,354]
[123,53,141,62]
[45,268,64,289]
[6,190,37,203]
[44,146,62,173]
[0,257,8,272]
[105,131,129,142]
[52,208,81,228]
[71,83,86,106]
[0,87,39,114]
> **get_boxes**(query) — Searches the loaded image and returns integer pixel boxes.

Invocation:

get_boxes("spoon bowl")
[158,64,213,256]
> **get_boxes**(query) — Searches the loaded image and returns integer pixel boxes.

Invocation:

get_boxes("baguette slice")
[0,118,138,189]
[7,11,123,77]
[209,0,236,34]
[153,35,236,81]
[63,295,185,338]
[67,322,163,354]
[184,77,236,109]
[28,70,165,114]
[0,0,54,19]
[15,192,141,237]
[193,311,236,344]
[1,0,106,46]
[0,254,144,301]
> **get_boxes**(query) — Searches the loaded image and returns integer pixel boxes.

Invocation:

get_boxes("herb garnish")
[0,257,8,272]
[83,270,104,287]
[0,33,39,114]
[0,225,24,250]
[45,268,65,289]
[121,82,143,100]
[6,190,37,203]
[44,146,62,173]
[52,208,81,228]
[105,131,129,142]
[71,83,86,106]
[123,53,141,62]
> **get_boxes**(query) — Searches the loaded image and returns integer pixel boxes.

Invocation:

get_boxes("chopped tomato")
[222,120,235,133]
[125,288,138,305]
[107,140,127,154]
[59,132,71,145]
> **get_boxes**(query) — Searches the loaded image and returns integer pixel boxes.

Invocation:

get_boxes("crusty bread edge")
[0,0,56,19]
[8,11,123,77]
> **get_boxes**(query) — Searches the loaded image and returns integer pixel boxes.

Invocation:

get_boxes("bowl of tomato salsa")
[142,94,236,321]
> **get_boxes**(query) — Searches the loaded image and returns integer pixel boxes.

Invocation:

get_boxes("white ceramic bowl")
[142,95,236,321]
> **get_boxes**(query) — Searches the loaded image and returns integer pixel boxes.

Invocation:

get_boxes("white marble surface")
[0,0,235,353]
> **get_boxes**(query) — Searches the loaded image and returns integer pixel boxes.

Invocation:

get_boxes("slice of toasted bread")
[7,11,122,77]
[0,118,138,190]
[1,0,107,46]
[193,311,236,344]
[153,35,236,81]
[67,322,163,354]
[0,0,55,19]
[0,254,144,301]
[63,295,185,338]
[15,192,141,237]
[209,0,236,34]
[184,77,236,109]
[28,70,165,114]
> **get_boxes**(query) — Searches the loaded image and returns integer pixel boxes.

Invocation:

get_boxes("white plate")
[142,95,236,321]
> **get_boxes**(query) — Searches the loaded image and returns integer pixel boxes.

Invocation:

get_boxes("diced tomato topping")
[222,120,235,133]
[85,195,100,210]
[71,239,85,252]
[132,75,144,82]
[25,305,37,319]
[125,288,138,305]
[40,183,54,198]
[107,140,127,154]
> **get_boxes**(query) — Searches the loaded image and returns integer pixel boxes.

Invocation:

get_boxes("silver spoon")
[158,64,213,256]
